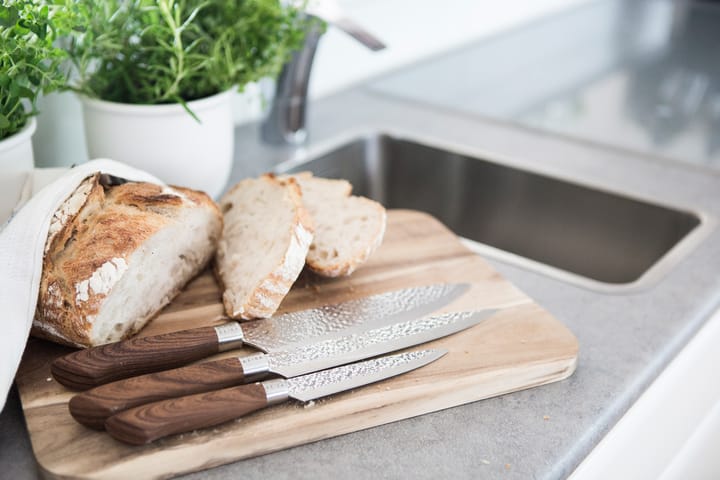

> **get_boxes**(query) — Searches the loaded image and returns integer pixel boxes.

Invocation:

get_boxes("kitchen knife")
[51,283,469,390]
[105,348,447,445]
[69,310,492,429]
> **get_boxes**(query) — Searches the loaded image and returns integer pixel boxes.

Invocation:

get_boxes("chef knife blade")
[70,310,493,429]
[52,283,469,390]
[105,348,447,445]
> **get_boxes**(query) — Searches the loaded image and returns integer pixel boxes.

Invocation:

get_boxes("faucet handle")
[305,0,386,51]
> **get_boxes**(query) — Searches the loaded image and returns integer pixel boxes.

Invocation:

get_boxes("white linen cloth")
[0,159,163,410]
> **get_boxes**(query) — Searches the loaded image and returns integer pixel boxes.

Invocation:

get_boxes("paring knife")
[69,310,493,429]
[51,283,469,390]
[105,348,447,445]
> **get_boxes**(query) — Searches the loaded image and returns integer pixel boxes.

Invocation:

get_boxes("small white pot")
[81,90,234,198]
[0,118,36,225]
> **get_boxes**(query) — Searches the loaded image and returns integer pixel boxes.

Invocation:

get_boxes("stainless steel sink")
[276,133,709,292]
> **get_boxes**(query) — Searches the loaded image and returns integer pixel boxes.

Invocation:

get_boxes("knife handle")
[52,325,236,390]
[105,382,283,445]
[69,355,258,429]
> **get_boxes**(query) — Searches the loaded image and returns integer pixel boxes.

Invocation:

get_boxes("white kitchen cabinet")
[571,308,720,480]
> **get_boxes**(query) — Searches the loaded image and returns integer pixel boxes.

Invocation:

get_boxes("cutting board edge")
[33,354,578,480]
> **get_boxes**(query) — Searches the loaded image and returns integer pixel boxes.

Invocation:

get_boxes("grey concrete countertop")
[3,84,720,480]
[4,2,720,475]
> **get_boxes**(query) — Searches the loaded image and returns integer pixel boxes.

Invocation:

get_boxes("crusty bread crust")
[32,174,222,347]
[215,174,314,320]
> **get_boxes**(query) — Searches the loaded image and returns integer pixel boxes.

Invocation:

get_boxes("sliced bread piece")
[33,173,222,347]
[284,172,386,277]
[289,172,352,199]
[215,174,314,320]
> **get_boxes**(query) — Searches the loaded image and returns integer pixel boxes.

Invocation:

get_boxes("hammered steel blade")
[267,309,494,378]
[242,283,470,352]
[287,348,447,402]
[51,283,470,390]
[65,313,481,429]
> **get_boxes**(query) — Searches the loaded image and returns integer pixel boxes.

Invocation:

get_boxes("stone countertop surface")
[4,48,720,480]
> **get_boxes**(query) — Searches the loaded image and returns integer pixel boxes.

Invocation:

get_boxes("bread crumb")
[505,464,511,470]
[304,400,316,408]
[543,415,550,421]
[480,459,490,465]
[46,377,52,382]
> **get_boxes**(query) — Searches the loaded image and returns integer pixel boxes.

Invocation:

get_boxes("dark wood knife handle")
[51,326,223,390]
[68,357,254,429]
[105,383,269,445]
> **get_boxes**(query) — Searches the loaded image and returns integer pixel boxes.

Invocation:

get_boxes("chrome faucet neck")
[260,11,385,146]
[260,21,323,146]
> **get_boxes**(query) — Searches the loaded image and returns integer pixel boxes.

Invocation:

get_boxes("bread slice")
[215,174,314,320]
[289,171,352,198]
[283,172,386,277]
[33,173,222,347]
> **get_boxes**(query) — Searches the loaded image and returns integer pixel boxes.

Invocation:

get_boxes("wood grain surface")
[105,384,270,446]
[68,357,249,430]
[51,326,222,390]
[16,210,579,480]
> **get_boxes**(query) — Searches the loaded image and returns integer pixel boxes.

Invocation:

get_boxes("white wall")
[310,0,589,98]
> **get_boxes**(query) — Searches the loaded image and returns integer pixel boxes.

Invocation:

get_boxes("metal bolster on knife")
[215,323,246,351]
[239,353,271,380]
[262,378,291,405]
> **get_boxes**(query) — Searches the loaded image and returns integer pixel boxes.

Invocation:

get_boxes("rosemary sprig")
[64,0,311,108]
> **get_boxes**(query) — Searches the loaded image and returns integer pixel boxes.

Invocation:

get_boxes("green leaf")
[14,20,31,35]
[0,114,10,129]
[17,87,36,100]
[9,81,21,97]
[0,7,19,29]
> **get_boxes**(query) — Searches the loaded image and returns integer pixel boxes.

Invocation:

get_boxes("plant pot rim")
[0,117,37,153]
[79,89,234,116]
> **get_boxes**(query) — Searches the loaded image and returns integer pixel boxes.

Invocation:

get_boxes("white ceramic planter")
[0,118,36,225]
[81,90,234,198]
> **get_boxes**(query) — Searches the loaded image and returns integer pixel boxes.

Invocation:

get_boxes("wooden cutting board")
[15,210,578,480]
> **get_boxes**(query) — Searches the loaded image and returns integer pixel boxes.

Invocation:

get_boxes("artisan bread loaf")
[215,174,314,320]
[283,172,386,277]
[33,173,222,347]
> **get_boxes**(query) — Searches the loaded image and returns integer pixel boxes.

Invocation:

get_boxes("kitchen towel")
[0,159,163,411]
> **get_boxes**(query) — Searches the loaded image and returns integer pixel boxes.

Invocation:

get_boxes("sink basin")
[276,134,708,291]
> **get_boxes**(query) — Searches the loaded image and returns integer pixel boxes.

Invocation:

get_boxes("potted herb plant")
[63,0,309,198]
[0,0,69,222]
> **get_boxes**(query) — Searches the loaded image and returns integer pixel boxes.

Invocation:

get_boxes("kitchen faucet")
[260,4,386,146]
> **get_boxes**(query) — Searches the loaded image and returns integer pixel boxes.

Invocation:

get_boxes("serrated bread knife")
[69,310,494,429]
[105,348,447,445]
[52,283,469,390]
